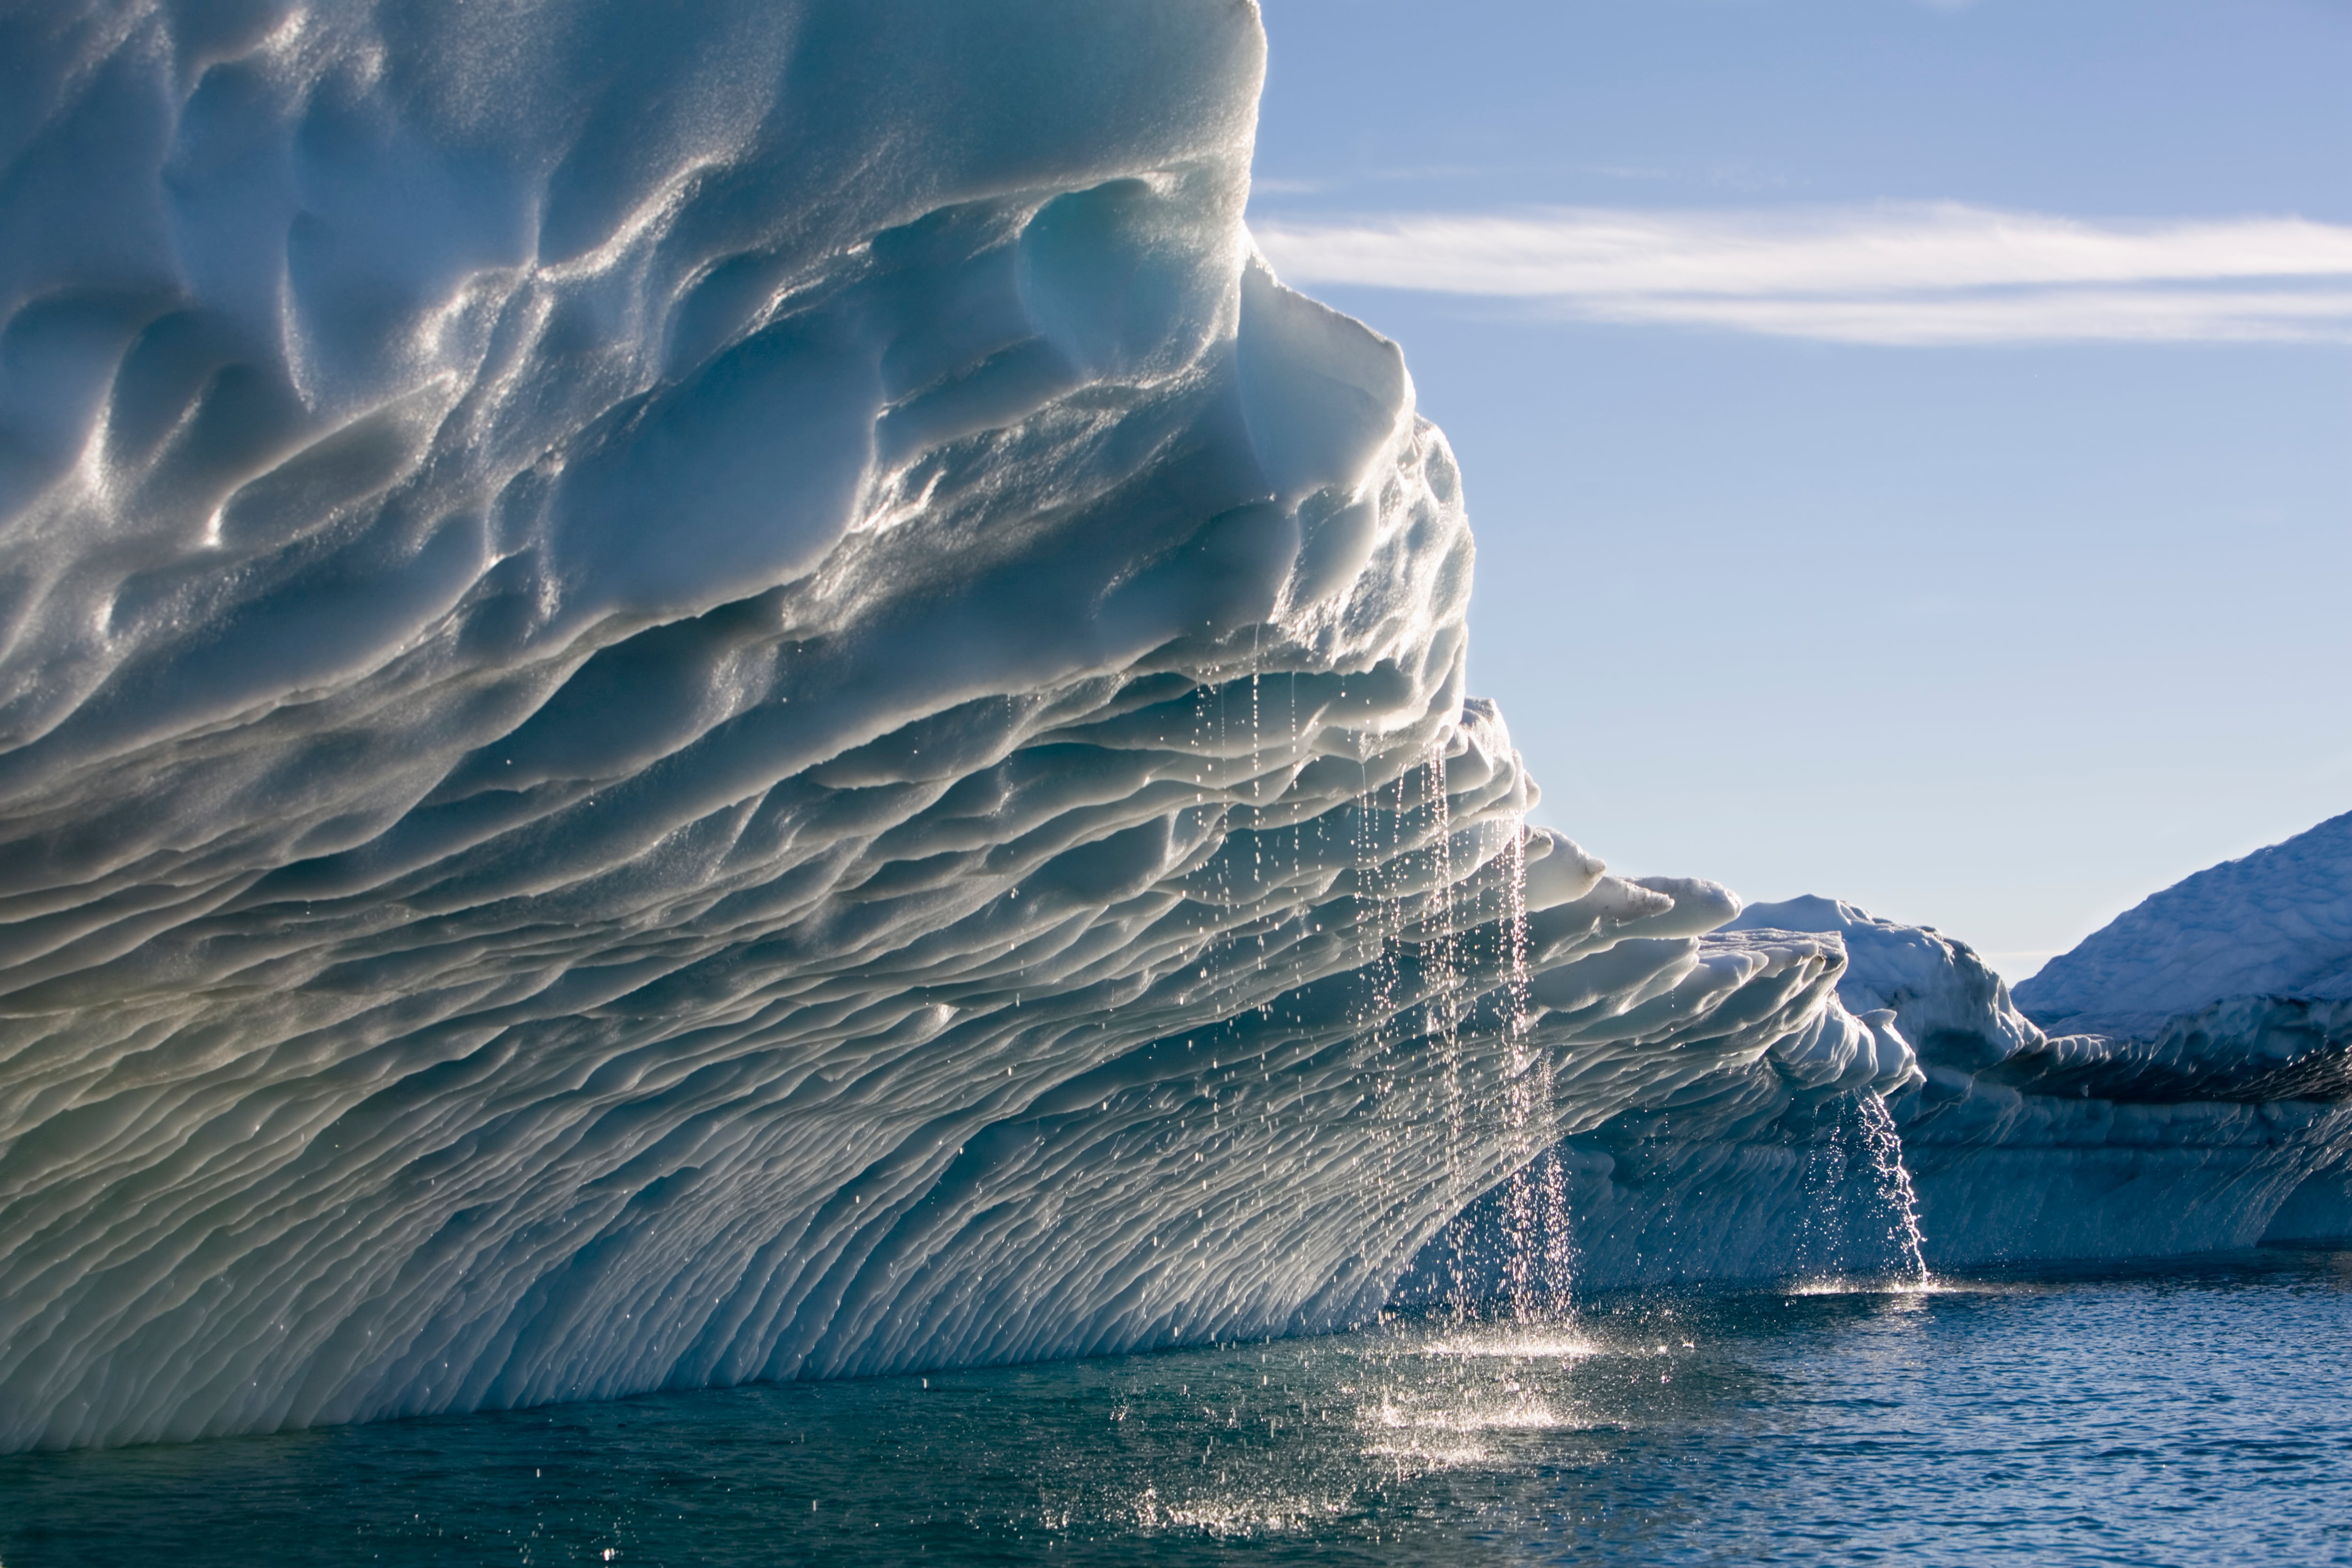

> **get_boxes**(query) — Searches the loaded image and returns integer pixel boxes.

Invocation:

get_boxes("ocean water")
[3,1249,2347,1567]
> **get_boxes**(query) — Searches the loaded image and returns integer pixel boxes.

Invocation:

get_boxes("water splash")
[1790,1098,1859,1282]
[1353,725,1418,1273]
[1420,739,1468,1312]
[1858,1092,1932,1289]
[1495,825,1577,1323]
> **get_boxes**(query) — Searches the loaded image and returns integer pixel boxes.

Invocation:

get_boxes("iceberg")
[5,0,2335,1457]
[2015,810,2352,1038]
[0,0,1882,1450]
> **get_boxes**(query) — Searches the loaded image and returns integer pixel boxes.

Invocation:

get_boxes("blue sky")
[1248,0,2352,977]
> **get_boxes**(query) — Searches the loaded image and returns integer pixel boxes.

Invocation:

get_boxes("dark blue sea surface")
[4,1248,2347,1566]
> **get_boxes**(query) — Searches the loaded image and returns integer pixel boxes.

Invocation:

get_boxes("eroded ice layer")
[0,0,1862,1450]
[2017,811,2352,1039]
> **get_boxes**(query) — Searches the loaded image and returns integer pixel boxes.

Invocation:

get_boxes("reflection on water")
[1417,1327,1601,1359]
[3,1249,2348,1566]
[1782,1274,1940,1298]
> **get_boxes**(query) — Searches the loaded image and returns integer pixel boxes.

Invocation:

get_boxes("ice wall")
[0,0,1876,1450]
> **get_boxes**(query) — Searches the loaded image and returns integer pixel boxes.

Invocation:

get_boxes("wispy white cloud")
[1248,204,2352,345]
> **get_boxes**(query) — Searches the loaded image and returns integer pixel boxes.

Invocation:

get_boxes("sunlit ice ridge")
[0,0,2339,1456]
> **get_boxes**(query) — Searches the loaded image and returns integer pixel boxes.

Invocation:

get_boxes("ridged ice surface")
[0,0,1893,1452]
[2017,811,2352,1038]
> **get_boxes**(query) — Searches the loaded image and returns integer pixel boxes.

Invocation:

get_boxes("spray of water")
[1417,740,1472,1313]
[1489,822,1578,1324]
[1858,1092,1932,1289]
[1353,724,1408,1250]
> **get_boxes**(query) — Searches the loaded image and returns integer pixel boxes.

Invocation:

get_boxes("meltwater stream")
[5,1248,2347,1567]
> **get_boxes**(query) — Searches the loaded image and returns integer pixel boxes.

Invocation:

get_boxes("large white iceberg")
[0,0,1898,1451]
[6,0,2336,1457]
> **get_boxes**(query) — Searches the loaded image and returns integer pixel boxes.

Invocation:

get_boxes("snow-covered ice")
[2016,810,2352,1038]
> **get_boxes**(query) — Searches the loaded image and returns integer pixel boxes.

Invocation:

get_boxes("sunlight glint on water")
[6,1250,2345,1566]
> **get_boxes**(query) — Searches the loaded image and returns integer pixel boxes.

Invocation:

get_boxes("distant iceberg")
[2016,810,2352,1038]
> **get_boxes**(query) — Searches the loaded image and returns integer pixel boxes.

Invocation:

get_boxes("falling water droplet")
[1859,1091,1931,1289]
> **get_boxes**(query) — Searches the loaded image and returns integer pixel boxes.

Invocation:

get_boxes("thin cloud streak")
[1249,204,2352,344]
